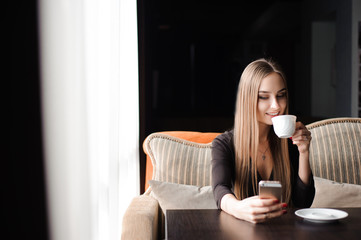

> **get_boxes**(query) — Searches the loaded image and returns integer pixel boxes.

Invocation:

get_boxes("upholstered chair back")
[306,118,361,185]
[143,131,220,192]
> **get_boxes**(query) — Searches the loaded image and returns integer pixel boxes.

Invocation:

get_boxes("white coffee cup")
[271,115,296,138]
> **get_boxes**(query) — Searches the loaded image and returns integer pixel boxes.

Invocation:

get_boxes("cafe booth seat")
[121,118,361,240]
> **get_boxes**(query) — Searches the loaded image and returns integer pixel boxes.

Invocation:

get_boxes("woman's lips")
[267,112,280,118]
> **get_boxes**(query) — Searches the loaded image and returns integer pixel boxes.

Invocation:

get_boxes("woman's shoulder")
[213,129,234,147]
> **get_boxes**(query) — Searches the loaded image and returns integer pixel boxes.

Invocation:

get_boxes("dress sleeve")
[288,139,315,207]
[211,132,236,209]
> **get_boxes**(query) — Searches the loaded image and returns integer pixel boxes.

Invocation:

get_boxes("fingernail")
[282,203,288,208]
[274,199,280,203]
[289,137,292,140]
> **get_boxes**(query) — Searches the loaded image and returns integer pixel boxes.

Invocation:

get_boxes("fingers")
[294,122,311,136]
[249,207,287,224]
[261,209,287,221]
[249,202,287,215]
[249,197,279,206]
[292,122,311,145]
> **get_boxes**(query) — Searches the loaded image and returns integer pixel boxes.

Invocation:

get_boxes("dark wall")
[138,0,311,134]
[138,0,311,192]
[8,0,49,239]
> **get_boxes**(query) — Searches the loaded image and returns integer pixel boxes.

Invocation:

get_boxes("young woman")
[211,58,315,223]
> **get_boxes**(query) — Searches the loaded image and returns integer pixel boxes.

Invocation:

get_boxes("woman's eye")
[277,93,286,98]
[258,96,268,100]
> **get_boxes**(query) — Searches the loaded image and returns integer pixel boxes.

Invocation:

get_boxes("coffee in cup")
[271,115,296,138]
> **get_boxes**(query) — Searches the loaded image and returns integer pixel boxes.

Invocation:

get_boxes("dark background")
[137,0,324,192]
[9,0,358,239]
[139,0,307,136]
[8,0,48,239]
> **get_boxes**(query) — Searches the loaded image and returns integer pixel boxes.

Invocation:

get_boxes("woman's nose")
[271,98,280,110]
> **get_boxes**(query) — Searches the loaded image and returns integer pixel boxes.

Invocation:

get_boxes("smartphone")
[259,180,282,201]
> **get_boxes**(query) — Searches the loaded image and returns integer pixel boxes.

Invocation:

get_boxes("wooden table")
[166,208,361,240]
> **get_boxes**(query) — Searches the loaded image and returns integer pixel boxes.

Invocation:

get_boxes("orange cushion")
[143,131,221,191]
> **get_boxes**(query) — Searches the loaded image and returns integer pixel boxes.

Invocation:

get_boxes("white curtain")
[38,1,139,240]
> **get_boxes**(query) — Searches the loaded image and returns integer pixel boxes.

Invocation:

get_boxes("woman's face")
[257,72,287,126]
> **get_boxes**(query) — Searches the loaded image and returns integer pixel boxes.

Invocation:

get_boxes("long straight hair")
[233,58,292,204]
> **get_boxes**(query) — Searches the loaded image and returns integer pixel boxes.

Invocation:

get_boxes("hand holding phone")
[259,180,282,202]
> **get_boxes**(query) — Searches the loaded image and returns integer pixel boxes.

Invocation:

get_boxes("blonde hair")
[233,58,292,204]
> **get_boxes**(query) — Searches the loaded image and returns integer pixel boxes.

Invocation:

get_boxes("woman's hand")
[291,122,312,154]
[221,194,287,224]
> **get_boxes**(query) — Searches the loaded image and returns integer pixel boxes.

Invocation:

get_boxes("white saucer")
[295,208,348,223]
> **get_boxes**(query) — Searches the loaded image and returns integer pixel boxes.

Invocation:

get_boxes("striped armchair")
[306,118,361,185]
[122,118,361,240]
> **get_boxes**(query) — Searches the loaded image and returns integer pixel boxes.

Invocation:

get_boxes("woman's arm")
[289,122,315,207]
[211,132,236,208]
[291,122,312,184]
